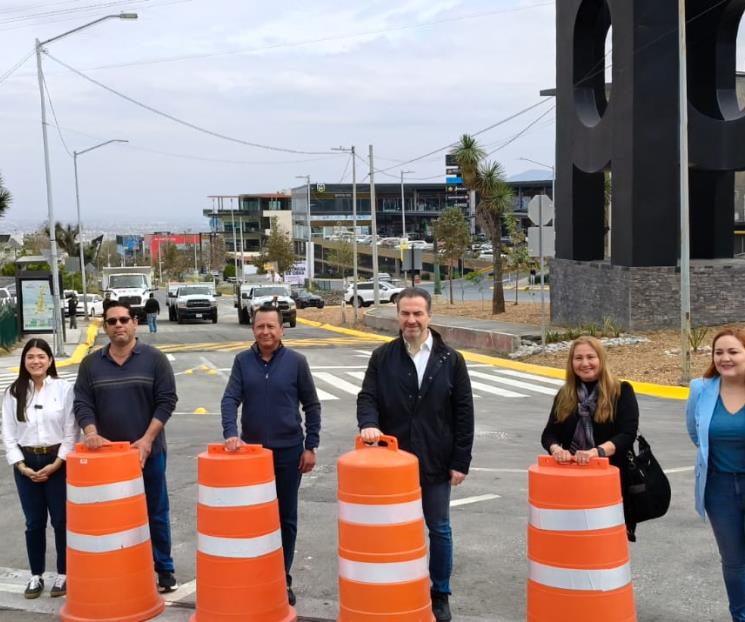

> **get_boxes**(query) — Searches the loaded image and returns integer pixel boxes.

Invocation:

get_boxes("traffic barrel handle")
[537,455,609,469]
[355,434,399,451]
[206,442,263,455]
[74,441,130,453]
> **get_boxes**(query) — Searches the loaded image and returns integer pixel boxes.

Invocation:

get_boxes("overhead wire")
[41,70,74,157]
[0,48,35,86]
[338,153,352,183]
[44,50,340,156]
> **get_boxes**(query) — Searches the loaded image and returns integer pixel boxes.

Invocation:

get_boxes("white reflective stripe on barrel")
[67,524,150,553]
[198,481,276,508]
[529,560,631,592]
[198,529,282,558]
[338,499,423,525]
[338,556,429,584]
[529,503,625,532]
[67,477,144,504]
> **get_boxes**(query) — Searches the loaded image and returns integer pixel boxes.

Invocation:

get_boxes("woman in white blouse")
[1,338,77,600]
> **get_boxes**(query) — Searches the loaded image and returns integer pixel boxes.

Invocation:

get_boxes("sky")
[0,0,557,230]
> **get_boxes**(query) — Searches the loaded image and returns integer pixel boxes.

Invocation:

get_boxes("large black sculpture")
[552,0,745,329]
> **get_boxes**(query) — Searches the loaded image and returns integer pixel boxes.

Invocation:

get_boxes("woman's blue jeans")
[706,470,745,622]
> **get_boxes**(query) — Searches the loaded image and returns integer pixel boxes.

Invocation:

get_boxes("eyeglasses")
[105,316,132,326]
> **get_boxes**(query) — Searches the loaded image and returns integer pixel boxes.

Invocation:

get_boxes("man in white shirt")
[357,287,474,622]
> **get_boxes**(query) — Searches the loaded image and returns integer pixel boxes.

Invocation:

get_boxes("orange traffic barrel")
[337,435,434,622]
[191,443,297,622]
[61,442,164,622]
[527,455,636,622]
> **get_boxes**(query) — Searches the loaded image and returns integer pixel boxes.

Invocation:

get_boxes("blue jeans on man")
[14,451,66,576]
[705,470,745,621]
[142,450,174,573]
[421,480,453,594]
[271,444,304,586]
[147,313,158,333]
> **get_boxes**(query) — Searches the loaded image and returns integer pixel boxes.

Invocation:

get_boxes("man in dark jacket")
[221,303,321,607]
[68,294,78,329]
[144,293,160,333]
[356,287,474,622]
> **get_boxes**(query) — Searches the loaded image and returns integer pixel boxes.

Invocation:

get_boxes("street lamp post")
[36,12,137,356]
[332,146,358,321]
[74,139,127,320]
[296,175,312,287]
[519,157,555,348]
[400,169,414,239]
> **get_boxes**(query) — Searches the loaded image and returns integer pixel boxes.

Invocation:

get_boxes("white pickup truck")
[173,285,218,324]
[237,283,296,327]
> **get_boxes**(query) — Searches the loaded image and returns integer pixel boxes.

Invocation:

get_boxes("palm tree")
[476,161,514,314]
[0,173,11,218]
[451,134,485,188]
[43,222,79,257]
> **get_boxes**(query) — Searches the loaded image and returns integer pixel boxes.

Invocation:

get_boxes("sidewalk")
[0,320,99,371]
[364,305,541,354]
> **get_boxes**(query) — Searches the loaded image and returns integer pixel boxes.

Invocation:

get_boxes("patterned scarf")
[570,382,599,453]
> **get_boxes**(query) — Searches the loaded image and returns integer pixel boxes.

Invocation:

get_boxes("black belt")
[20,444,60,455]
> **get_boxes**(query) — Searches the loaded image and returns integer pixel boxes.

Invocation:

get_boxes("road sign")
[527,194,554,226]
[402,248,423,272]
[527,226,555,258]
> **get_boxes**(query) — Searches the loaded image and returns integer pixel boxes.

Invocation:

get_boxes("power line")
[0,48,35,85]
[485,105,555,156]
[44,51,339,156]
[42,70,74,157]
[338,153,352,183]
[74,1,554,72]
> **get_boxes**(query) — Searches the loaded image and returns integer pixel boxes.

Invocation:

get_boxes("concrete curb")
[57,319,100,368]
[297,318,690,401]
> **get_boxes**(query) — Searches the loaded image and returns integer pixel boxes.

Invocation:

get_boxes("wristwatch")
[596,446,607,458]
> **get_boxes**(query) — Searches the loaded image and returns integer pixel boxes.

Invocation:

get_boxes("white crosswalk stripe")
[468,370,557,396]
[303,366,559,401]
[0,371,78,393]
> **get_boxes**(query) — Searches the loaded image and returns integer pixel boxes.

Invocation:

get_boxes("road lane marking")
[469,380,525,398]
[664,466,694,474]
[316,388,339,401]
[451,494,501,507]
[313,372,361,395]
[346,371,366,381]
[490,369,564,386]
[200,356,229,381]
[470,468,527,473]
[469,371,556,395]
[166,353,175,361]
[355,350,372,355]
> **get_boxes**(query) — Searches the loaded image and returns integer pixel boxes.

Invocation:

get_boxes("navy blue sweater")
[221,344,321,450]
[74,341,177,454]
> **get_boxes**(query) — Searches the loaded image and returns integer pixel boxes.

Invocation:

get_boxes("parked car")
[76,294,104,316]
[345,281,405,307]
[291,288,325,309]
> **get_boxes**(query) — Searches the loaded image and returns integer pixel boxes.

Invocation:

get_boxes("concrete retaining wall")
[363,312,521,354]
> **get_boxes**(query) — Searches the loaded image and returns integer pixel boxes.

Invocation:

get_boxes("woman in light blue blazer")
[687,328,745,622]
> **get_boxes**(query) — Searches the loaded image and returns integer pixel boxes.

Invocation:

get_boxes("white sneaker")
[24,575,44,599]
[50,574,66,598]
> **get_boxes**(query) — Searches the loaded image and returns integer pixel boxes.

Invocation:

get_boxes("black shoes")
[431,591,452,622]
[24,575,43,599]
[50,574,66,598]
[287,586,296,606]
[157,571,179,593]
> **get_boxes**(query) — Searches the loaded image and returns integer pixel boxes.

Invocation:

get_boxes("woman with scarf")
[540,336,640,540]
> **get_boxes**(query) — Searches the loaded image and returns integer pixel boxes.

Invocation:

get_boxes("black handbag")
[622,434,671,525]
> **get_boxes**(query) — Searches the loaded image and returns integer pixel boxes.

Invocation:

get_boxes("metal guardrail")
[0,303,18,351]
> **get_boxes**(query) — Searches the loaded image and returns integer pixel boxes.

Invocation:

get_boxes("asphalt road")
[0,298,727,621]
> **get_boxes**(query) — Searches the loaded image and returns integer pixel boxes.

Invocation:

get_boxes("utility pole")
[679,0,692,383]
[332,146,359,321]
[370,145,380,306]
[238,215,245,281]
[229,197,238,283]
[157,238,163,284]
[400,169,414,239]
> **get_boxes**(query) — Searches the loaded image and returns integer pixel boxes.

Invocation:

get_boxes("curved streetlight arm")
[39,13,137,47]
[75,139,128,157]
[518,156,552,171]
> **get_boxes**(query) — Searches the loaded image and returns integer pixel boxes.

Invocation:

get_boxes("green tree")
[158,243,190,280]
[453,134,514,314]
[503,212,532,305]
[43,222,79,257]
[0,173,11,219]
[434,207,471,304]
[265,217,296,278]
[327,239,353,281]
[475,160,514,314]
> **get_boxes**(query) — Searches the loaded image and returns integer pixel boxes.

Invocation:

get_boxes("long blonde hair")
[554,336,620,424]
